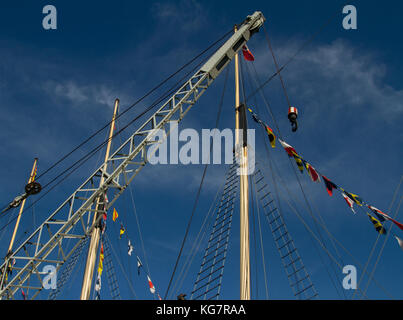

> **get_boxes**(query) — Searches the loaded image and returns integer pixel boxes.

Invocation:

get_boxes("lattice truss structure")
[0,11,265,300]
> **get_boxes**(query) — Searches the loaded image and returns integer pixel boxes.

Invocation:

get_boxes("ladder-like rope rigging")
[48,236,90,300]
[164,66,230,300]
[101,234,121,300]
[244,58,349,299]
[191,161,238,300]
[252,163,318,300]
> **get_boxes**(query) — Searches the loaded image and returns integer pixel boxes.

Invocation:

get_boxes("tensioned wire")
[240,56,268,300]
[114,117,153,296]
[360,177,403,298]
[164,64,230,300]
[243,54,349,299]
[0,27,234,216]
[249,172,259,298]
[0,51,213,235]
[166,10,338,297]
[0,8,338,216]
[0,9,339,221]
[241,54,345,299]
[249,131,394,299]
[169,174,225,299]
[251,172,269,299]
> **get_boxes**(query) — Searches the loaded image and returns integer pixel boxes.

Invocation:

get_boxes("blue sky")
[0,0,402,300]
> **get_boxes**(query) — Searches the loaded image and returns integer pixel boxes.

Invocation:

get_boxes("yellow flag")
[112,208,118,222]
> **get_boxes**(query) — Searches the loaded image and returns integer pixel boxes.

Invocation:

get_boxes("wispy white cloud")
[252,39,403,123]
[151,0,207,32]
[42,80,123,108]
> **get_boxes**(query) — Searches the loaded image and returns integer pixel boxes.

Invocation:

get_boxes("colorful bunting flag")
[247,107,263,125]
[367,213,387,235]
[367,205,386,222]
[128,240,134,256]
[293,154,304,173]
[394,236,403,251]
[368,205,403,231]
[304,162,320,182]
[120,225,125,239]
[322,176,338,196]
[342,192,356,214]
[95,273,101,299]
[98,243,104,276]
[32,164,38,182]
[147,275,156,294]
[344,191,363,206]
[242,45,255,61]
[278,139,297,157]
[21,289,26,300]
[265,125,276,148]
[137,256,143,275]
[112,208,118,222]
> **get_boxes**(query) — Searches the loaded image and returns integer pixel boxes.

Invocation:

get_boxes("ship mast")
[80,99,119,300]
[6,158,38,257]
[234,26,250,300]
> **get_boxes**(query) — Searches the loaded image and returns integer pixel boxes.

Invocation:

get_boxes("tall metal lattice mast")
[0,11,265,300]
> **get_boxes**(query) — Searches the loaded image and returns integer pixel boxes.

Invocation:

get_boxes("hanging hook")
[288,106,298,133]
[291,119,298,132]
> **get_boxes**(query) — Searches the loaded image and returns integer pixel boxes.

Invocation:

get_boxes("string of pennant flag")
[95,203,162,300]
[247,107,403,250]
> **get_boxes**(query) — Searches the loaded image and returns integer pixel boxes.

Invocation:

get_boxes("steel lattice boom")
[0,11,265,300]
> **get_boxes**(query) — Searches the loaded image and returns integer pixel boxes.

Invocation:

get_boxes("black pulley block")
[25,181,42,195]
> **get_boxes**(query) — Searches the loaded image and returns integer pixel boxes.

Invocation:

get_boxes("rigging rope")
[251,172,269,299]
[0,55,210,235]
[356,176,403,299]
[0,28,234,218]
[262,25,291,107]
[169,176,225,299]
[164,65,230,300]
[243,58,347,298]
[246,13,338,101]
[34,28,233,184]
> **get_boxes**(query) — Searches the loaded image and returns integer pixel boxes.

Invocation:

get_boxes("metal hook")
[291,120,298,132]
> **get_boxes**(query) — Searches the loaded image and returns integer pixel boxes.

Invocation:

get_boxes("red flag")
[342,192,356,214]
[278,139,297,158]
[305,163,320,182]
[368,205,403,231]
[242,45,255,61]
[265,125,276,148]
[322,176,337,196]
[395,236,403,250]
[21,289,26,300]
[147,275,155,294]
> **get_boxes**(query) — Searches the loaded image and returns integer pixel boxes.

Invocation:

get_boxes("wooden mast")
[80,98,119,300]
[6,158,38,256]
[234,26,251,300]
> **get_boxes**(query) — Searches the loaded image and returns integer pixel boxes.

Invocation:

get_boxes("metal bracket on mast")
[0,11,265,299]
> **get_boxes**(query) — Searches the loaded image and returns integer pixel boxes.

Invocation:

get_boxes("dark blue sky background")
[0,1,402,300]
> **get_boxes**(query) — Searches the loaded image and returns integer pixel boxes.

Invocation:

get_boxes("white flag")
[395,236,403,251]
[342,192,356,214]
[147,275,155,294]
[128,240,134,256]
